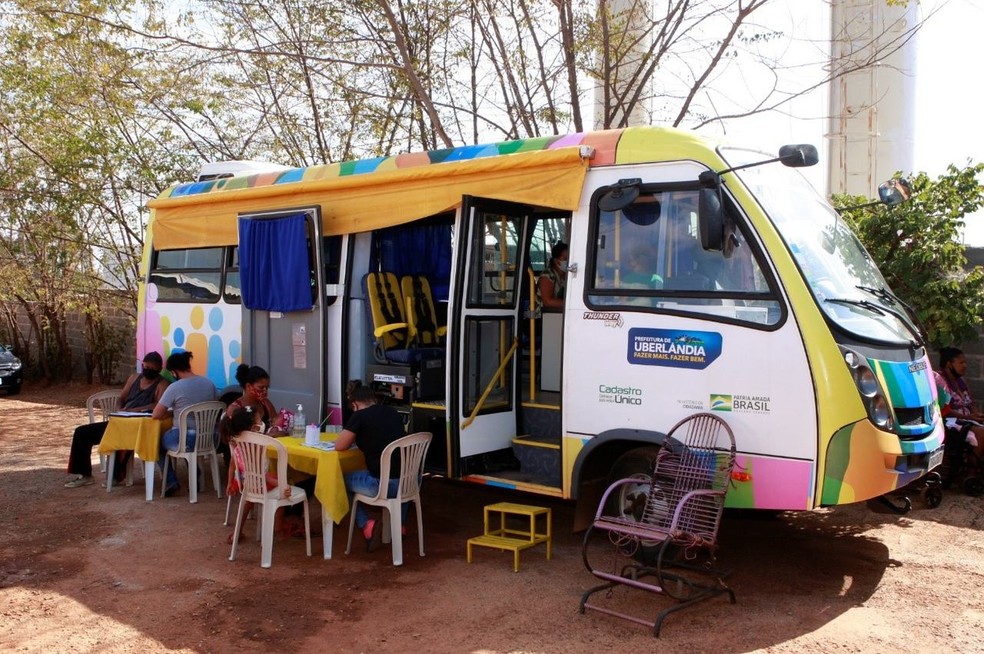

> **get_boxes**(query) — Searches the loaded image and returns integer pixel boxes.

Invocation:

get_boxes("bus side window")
[224,246,240,304]
[149,247,223,303]
[587,188,781,325]
[323,235,343,306]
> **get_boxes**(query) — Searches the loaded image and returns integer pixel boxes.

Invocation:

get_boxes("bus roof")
[197,160,292,181]
[147,126,717,250]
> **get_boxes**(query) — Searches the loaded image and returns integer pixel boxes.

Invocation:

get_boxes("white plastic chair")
[87,389,118,474]
[228,431,311,568]
[161,400,226,503]
[345,431,433,566]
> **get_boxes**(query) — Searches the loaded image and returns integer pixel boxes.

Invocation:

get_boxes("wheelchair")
[939,421,984,497]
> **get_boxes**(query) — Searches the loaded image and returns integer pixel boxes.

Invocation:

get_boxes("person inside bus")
[153,351,218,497]
[334,380,409,553]
[621,245,664,289]
[63,351,169,488]
[935,346,984,458]
[538,241,569,312]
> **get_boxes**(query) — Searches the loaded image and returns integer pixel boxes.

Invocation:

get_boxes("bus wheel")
[604,448,659,521]
[603,447,672,566]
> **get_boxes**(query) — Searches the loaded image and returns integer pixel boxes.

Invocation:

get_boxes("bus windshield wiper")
[826,297,923,347]
[824,297,886,315]
[855,284,927,344]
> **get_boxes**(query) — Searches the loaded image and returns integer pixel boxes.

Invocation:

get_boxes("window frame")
[583,181,787,330]
[148,246,228,304]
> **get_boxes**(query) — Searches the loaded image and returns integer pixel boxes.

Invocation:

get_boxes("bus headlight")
[841,347,895,431]
[857,368,879,397]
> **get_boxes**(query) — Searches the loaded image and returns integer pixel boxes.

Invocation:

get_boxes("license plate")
[928,447,944,471]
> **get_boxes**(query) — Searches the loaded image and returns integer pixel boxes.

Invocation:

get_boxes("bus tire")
[603,447,660,521]
[603,446,680,566]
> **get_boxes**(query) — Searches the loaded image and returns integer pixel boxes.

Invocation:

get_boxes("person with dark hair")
[334,380,408,552]
[538,241,569,312]
[152,351,217,496]
[64,352,169,488]
[935,346,984,457]
[222,364,284,438]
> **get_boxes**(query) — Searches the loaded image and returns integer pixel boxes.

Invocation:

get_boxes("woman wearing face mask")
[64,351,170,488]
[221,364,285,440]
[538,241,569,312]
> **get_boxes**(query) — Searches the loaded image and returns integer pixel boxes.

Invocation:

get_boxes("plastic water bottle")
[293,404,305,437]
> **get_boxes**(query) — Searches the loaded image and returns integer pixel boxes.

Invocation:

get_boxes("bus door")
[240,209,325,423]
[449,197,531,473]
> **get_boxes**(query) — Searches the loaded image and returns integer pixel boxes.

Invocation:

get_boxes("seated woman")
[64,352,169,488]
[222,364,285,440]
[538,241,569,312]
[935,346,984,458]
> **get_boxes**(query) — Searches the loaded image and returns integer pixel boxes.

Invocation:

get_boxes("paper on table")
[306,441,336,451]
[110,411,152,417]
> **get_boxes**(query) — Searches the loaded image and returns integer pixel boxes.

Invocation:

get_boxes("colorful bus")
[139,126,943,520]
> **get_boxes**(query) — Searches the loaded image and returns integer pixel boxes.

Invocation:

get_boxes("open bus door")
[449,197,531,477]
[240,209,325,423]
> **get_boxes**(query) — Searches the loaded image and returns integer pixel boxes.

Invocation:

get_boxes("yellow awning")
[148,147,590,250]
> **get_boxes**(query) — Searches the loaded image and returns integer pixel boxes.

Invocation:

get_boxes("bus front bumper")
[820,418,944,506]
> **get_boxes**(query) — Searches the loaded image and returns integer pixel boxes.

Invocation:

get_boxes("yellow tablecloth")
[98,415,173,462]
[272,436,366,524]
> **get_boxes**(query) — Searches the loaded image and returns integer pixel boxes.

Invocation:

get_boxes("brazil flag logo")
[710,394,732,411]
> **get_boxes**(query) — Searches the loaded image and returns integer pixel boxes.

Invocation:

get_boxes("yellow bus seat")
[363,272,409,355]
[401,275,447,348]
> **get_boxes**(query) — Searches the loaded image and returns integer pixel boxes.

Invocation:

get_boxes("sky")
[915,0,984,244]
[704,0,984,244]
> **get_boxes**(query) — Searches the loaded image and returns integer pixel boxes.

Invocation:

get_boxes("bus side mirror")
[878,177,912,207]
[778,144,819,168]
[698,186,725,252]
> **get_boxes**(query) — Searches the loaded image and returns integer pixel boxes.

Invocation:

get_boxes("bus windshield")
[721,147,920,345]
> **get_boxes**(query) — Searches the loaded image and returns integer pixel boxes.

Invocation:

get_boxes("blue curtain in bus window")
[239,214,310,312]
[372,224,452,300]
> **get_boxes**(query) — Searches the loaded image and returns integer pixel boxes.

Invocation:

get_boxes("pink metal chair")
[579,412,737,637]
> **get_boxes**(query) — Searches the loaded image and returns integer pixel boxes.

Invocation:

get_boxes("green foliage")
[833,163,984,348]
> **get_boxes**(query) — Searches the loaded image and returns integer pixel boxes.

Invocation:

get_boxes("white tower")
[827,0,919,197]
[594,0,651,129]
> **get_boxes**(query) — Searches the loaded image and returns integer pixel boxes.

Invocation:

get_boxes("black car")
[0,345,23,395]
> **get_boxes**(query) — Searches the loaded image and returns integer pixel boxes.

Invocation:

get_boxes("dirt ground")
[2,382,984,653]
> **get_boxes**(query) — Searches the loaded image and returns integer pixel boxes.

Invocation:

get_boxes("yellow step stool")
[467,502,552,572]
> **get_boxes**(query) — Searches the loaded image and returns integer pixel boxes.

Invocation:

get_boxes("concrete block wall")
[0,300,136,385]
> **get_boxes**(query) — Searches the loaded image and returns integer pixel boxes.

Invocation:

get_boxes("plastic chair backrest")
[175,401,226,455]
[400,276,442,347]
[87,390,119,423]
[233,431,289,500]
[375,432,433,501]
[364,272,407,351]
